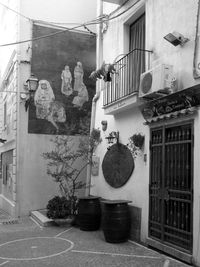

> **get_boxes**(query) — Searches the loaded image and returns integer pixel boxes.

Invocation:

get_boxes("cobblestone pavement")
[0,215,193,267]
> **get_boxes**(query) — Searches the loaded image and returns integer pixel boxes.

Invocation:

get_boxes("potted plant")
[43,128,101,226]
[46,196,73,225]
[127,133,145,159]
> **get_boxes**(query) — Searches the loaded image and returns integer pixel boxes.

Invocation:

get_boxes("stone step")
[30,210,54,227]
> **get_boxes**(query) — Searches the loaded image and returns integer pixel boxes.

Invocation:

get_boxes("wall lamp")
[164,31,189,46]
[105,131,119,145]
[20,73,39,111]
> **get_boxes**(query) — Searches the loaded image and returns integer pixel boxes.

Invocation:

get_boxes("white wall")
[17,0,97,216]
[146,0,199,90]
[91,0,200,263]
[0,0,19,76]
[0,0,97,216]
[0,0,98,76]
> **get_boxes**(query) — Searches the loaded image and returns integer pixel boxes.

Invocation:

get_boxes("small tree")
[43,129,101,216]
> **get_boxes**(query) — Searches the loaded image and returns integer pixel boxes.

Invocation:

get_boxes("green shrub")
[46,196,71,219]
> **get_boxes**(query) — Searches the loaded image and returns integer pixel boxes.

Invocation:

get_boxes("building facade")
[0,0,97,217]
[91,0,200,265]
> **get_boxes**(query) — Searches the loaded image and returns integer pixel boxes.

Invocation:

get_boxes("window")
[2,150,13,186]
[129,13,145,92]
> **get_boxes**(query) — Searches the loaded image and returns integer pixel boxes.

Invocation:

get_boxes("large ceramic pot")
[101,200,131,243]
[77,196,101,231]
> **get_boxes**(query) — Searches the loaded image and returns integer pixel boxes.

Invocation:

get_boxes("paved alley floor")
[0,216,193,267]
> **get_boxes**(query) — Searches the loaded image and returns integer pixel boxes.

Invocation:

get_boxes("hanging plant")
[90,128,102,148]
[130,133,145,149]
[127,133,145,159]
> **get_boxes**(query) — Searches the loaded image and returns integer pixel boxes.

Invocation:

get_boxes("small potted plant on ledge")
[43,129,101,226]
[127,133,145,159]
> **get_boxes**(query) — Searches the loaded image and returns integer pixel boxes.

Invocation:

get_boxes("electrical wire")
[0,1,98,39]
[0,1,30,21]
[0,16,108,47]
[34,20,96,36]
[0,21,100,47]
[0,0,141,47]
[34,14,104,27]
[0,0,103,25]
[108,0,141,21]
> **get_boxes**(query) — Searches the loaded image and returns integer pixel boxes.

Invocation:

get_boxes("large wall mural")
[29,24,96,135]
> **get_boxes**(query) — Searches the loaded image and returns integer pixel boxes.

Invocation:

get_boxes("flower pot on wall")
[77,196,101,231]
[101,200,131,243]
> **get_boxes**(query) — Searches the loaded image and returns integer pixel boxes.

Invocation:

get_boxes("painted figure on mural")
[34,80,55,120]
[34,80,66,133]
[72,61,89,109]
[72,83,89,109]
[61,65,73,96]
[73,61,84,92]
[48,101,66,132]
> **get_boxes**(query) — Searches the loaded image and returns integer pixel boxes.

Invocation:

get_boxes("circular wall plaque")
[102,143,134,188]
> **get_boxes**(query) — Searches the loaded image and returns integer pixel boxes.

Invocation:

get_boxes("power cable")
[0,0,140,47]
[34,14,104,27]
[0,21,100,47]
[34,20,96,36]
[0,1,98,37]
[0,0,103,25]
[0,1,30,21]
[108,0,141,21]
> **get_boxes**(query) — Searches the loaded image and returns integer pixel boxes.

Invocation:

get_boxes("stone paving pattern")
[0,213,193,267]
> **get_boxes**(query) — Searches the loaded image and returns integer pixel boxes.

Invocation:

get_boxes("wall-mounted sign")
[140,85,200,120]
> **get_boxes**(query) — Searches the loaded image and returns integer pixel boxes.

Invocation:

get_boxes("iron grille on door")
[149,123,193,253]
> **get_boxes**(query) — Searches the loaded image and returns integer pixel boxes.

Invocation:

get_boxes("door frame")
[148,119,194,259]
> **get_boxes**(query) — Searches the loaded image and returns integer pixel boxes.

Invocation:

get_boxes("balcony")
[103,48,152,115]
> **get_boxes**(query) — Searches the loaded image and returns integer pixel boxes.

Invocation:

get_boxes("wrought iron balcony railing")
[103,48,152,107]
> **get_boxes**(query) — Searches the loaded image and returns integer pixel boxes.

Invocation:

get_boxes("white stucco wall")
[91,0,200,264]
[146,0,199,90]
[1,0,97,75]
[17,0,97,216]
[0,0,18,78]
[0,0,97,216]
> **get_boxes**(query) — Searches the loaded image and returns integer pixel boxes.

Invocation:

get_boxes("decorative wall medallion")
[102,143,134,188]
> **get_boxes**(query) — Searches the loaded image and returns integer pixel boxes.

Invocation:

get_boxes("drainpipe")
[15,1,21,217]
[193,0,200,79]
[16,51,21,218]
[85,0,103,196]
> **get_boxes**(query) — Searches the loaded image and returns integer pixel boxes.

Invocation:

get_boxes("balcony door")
[129,14,145,92]
[103,13,147,107]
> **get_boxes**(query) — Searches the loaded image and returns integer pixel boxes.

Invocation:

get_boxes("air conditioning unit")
[139,64,173,98]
